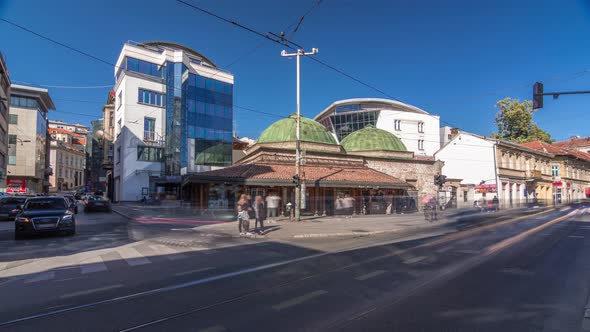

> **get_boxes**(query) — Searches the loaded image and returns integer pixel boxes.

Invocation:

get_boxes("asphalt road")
[0,206,588,331]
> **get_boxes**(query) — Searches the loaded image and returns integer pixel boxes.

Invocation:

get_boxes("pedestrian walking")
[492,195,499,212]
[237,194,252,236]
[265,193,280,222]
[253,195,265,234]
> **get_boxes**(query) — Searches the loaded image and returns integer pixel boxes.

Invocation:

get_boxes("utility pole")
[281,48,318,221]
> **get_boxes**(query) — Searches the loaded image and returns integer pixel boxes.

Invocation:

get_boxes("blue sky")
[1,0,590,141]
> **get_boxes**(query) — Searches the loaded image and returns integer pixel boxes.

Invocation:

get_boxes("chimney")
[450,127,459,140]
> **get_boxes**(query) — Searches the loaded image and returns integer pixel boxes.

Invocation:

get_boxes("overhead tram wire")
[2,10,506,158]
[175,0,466,131]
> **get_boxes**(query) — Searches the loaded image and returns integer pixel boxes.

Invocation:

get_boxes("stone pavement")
[113,202,548,241]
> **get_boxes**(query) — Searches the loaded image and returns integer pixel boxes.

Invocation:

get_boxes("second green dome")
[340,125,407,152]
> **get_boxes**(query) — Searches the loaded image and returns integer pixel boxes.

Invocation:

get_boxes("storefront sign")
[552,181,562,187]
[474,184,497,193]
[6,179,26,193]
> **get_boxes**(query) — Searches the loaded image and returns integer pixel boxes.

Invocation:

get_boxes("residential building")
[7,84,55,194]
[439,126,461,148]
[48,120,89,137]
[183,115,442,214]
[101,91,115,200]
[0,52,10,191]
[553,136,590,154]
[48,138,85,191]
[521,141,590,203]
[113,41,234,201]
[47,121,88,192]
[435,132,554,208]
[314,98,441,156]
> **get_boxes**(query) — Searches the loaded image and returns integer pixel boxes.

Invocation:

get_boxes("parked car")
[0,196,28,221]
[0,192,10,199]
[84,196,112,212]
[14,197,76,239]
[62,195,78,214]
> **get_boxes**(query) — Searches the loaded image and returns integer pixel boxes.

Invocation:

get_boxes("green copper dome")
[341,125,407,152]
[258,114,337,145]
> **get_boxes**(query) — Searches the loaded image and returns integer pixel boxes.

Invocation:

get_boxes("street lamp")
[281,48,318,221]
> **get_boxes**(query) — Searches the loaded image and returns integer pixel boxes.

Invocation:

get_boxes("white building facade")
[315,98,440,156]
[48,140,85,191]
[7,85,55,194]
[113,41,234,202]
[435,132,554,207]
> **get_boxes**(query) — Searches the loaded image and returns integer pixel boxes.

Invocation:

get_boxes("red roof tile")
[553,137,590,148]
[521,141,590,161]
[191,163,409,187]
[49,127,83,137]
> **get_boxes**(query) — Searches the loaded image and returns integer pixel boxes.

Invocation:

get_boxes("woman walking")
[237,194,252,236]
[253,195,265,234]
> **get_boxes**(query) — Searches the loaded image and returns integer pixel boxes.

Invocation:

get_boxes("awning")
[585,188,590,196]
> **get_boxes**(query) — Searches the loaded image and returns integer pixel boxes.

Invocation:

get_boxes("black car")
[84,196,112,212]
[0,197,28,221]
[63,195,78,214]
[14,197,76,239]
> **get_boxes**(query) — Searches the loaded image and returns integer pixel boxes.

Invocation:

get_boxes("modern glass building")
[112,41,234,201]
[315,98,441,156]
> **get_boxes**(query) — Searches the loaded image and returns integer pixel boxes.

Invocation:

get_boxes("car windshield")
[23,198,67,211]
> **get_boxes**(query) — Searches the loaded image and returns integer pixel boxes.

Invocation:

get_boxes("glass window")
[138,88,164,107]
[137,146,163,161]
[144,117,156,141]
[9,114,17,125]
[551,165,559,177]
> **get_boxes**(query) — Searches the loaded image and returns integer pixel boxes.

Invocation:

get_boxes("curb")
[111,208,135,221]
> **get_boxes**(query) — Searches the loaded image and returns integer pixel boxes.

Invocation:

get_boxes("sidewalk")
[113,202,549,241]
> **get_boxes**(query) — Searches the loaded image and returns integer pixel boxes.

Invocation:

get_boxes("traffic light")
[292,175,300,187]
[533,82,543,110]
[434,174,447,189]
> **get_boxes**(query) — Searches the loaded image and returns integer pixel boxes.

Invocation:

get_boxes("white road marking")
[24,271,55,284]
[435,246,453,253]
[174,267,214,277]
[355,270,386,281]
[272,290,328,311]
[568,235,584,238]
[149,245,187,260]
[117,247,151,266]
[455,249,481,255]
[199,325,226,332]
[403,256,426,264]
[499,268,534,276]
[60,284,123,299]
[0,262,8,271]
[53,276,85,282]
[80,255,108,274]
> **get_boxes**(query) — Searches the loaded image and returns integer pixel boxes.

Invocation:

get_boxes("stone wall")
[365,158,443,204]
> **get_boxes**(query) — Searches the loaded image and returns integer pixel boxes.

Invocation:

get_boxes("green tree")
[492,98,552,143]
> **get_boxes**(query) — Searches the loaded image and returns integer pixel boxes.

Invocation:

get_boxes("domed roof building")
[258,114,337,145]
[340,125,412,159]
[183,115,442,216]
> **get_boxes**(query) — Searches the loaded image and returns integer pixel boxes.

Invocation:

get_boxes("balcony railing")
[144,131,155,142]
